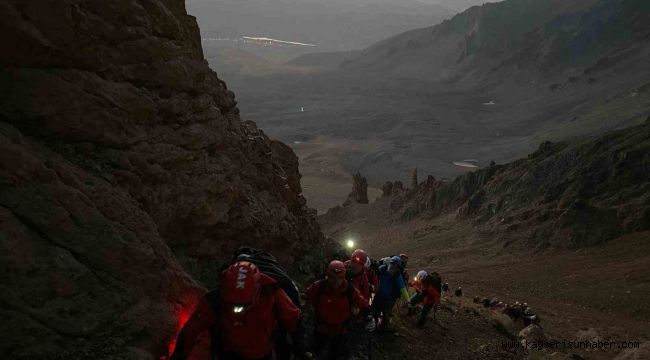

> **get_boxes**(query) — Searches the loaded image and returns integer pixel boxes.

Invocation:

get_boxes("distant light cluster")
[201,36,316,47]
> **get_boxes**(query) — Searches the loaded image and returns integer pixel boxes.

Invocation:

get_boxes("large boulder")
[518,324,548,345]
[0,0,325,358]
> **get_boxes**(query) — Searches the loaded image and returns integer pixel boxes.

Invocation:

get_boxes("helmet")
[222,261,261,308]
[415,270,428,282]
[327,260,346,279]
[351,249,368,265]
[399,253,409,260]
[389,256,401,266]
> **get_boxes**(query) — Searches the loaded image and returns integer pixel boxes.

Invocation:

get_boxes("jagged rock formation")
[425,175,436,185]
[381,181,394,197]
[0,1,325,359]
[389,176,445,218]
[411,167,418,189]
[392,181,405,196]
[345,172,369,205]
[383,122,650,247]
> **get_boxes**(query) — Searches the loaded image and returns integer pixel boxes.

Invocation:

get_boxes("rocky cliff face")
[0,1,325,358]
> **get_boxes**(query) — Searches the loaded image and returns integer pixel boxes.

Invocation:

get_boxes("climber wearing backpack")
[346,249,371,302]
[230,247,303,360]
[371,256,410,332]
[170,261,312,360]
[407,270,428,315]
[306,260,375,360]
[408,273,441,327]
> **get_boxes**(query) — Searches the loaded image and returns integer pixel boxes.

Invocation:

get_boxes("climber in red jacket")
[346,249,371,302]
[306,260,375,360]
[170,261,311,360]
[409,274,441,327]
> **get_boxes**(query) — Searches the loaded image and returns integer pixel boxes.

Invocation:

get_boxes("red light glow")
[167,299,199,356]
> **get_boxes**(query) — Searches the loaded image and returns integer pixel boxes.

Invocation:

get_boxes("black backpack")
[424,272,442,292]
[230,247,302,308]
[195,247,299,360]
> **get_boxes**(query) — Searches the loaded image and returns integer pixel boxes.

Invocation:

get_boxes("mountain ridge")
[340,0,648,84]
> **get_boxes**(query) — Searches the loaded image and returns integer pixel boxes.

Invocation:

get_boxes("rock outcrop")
[381,181,394,197]
[392,181,405,196]
[345,172,369,205]
[0,1,325,358]
[411,167,418,189]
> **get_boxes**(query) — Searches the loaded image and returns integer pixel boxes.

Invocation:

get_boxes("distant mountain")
[342,0,649,83]
[187,0,453,60]
[220,0,649,204]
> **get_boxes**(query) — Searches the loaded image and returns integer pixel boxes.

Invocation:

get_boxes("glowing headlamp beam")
[346,240,355,249]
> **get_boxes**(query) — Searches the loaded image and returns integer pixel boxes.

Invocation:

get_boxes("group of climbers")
[169,247,443,360]
[474,297,541,327]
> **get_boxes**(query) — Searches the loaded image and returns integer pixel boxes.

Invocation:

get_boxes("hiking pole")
[434,305,437,323]
[366,328,372,360]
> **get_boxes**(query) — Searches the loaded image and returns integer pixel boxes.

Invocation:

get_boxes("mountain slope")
[322,120,650,248]
[317,121,650,360]
[341,0,649,83]
[0,0,325,358]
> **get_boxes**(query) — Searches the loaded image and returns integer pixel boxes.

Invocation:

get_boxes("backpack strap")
[314,280,327,322]
[344,281,355,310]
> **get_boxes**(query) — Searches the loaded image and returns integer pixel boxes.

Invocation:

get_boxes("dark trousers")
[312,329,351,360]
[371,297,395,330]
[418,304,433,326]
[275,331,291,360]
[409,293,433,325]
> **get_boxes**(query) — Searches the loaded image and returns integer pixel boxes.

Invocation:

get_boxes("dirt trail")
[351,296,526,360]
